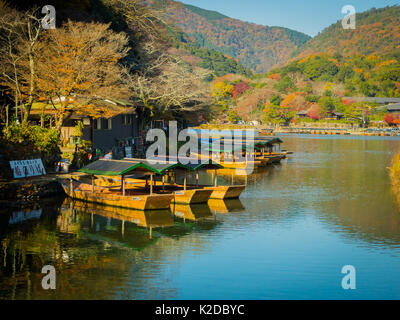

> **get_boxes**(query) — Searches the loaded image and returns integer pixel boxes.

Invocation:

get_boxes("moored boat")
[58,178,174,211]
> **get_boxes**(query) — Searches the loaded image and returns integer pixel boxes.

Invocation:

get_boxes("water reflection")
[0,196,246,299]
[208,199,246,214]
[172,204,214,222]
[1,135,400,299]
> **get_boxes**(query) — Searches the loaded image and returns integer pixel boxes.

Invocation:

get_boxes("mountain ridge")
[151,0,311,73]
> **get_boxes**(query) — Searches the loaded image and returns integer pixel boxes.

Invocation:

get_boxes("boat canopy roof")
[79,159,222,176]
[216,137,283,150]
[251,137,283,147]
[79,159,183,176]
[185,162,223,171]
[206,144,260,153]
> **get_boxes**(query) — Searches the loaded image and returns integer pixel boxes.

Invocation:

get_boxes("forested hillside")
[147,0,311,73]
[206,5,400,125]
[209,50,400,125]
[295,5,400,58]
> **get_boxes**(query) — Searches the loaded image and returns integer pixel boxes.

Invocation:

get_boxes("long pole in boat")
[150,173,153,195]
[162,174,165,192]
[214,169,218,187]
[184,170,187,191]
[91,175,94,193]
[122,174,125,196]
[196,171,199,188]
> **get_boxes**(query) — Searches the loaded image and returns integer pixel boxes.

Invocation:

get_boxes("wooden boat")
[255,156,271,166]
[204,185,246,199]
[193,151,261,169]
[112,158,246,202]
[85,173,213,205]
[262,153,287,163]
[72,159,225,206]
[59,178,174,211]
[59,159,192,210]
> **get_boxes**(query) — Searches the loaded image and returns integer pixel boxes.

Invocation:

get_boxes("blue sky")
[180,0,399,36]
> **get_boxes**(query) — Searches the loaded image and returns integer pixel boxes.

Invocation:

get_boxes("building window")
[123,114,132,125]
[103,118,112,130]
[94,118,101,130]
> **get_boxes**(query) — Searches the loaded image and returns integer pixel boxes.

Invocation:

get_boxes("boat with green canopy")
[62,159,225,207]
[58,159,184,210]
[193,144,264,169]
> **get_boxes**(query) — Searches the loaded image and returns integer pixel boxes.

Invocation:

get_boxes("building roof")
[386,103,400,112]
[332,111,344,116]
[297,110,308,115]
[343,97,400,104]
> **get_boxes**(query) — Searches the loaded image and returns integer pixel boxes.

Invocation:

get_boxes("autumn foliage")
[385,114,400,125]
[232,81,250,99]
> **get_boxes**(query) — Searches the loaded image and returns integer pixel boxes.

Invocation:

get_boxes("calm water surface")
[1,134,400,300]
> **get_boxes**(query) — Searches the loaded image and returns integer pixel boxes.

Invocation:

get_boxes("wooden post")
[121,220,125,236]
[91,175,94,193]
[162,175,165,192]
[196,171,199,188]
[150,174,153,195]
[214,169,218,187]
[122,175,125,196]
[184,171,187,191]
[70,175,73,197]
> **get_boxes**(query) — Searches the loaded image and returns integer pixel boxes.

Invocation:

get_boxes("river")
[1,134,400,300]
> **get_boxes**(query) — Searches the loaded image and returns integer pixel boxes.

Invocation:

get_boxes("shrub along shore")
[390,154,400,206]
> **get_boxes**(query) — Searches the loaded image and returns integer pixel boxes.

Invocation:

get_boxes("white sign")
[9,159,46,179]
[125,146,133,158]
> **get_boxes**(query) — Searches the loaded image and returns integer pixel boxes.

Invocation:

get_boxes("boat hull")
[204,185,246,199]
[93,175,213,205]
[173,189,213,204]
[59,179,173,210]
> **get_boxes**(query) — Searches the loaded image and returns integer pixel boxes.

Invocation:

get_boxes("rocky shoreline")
[0,174,66,206]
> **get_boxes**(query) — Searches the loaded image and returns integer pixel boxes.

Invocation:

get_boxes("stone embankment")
[0,174,65,205]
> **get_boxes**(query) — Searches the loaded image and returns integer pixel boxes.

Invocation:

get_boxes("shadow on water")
[0,195,245,299]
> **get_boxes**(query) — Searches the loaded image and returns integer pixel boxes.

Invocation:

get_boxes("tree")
[269,94,281,106]
[385,114,397,126]
[34,20,130,130]
[0,7,43,124]
[211,81,234,112]
[306,104,321,120]
[232,81,250,99]
[264,102,296,125]
[318,96,336,117]
[125,59,210,121]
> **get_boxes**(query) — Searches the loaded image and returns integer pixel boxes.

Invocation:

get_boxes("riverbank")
[0,174,65,206]
[276,127,399,136]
